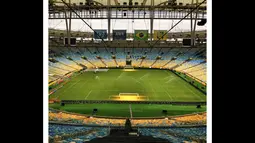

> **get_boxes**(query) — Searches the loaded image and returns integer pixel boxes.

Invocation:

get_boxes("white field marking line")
[132,77,142,84]
[165,78,175,83]
[163,76,172,80]
[184,86,204,101]
[131,78,146,92]
[139,73,149,80]
[116,72,124,80]
[129,104,133,118]
[84,90,92,99]
[177,80,204,101]
[182,81,204,101]
[79,80,88,88]
[164,90,173,100]
[61,80,81,93]
[68,80,81,88]
[164,70,171,75]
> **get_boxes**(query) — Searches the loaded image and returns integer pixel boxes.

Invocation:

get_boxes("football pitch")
[49,69,206,102]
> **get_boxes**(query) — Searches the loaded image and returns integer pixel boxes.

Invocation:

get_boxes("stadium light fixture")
[81,56,87,60]
[66,56,73,61]
[188,57,193,61]
[197,19,207,26]
[49,58,58,63]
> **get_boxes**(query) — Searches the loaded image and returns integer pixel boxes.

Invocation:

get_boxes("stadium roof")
[53,0,206,7]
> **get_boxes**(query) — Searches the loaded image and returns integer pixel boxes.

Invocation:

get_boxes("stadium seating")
[139,127,206,142]
[164,127,206,140]
[49,111,126,126]
[49,124,93,137]
[171,112,207,126]
[49,124,206,143]
[49,124,109,143]
[49,47,207,89]
[139,128,192,143]
[131,118,175,127]
[48,109,206,143]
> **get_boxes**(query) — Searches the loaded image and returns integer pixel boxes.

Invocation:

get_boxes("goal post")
[119,93,139,97]
[124,65,134,69]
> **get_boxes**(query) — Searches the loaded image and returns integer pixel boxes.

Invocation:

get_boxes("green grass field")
[49,69,206,117]
[49,69,206,102]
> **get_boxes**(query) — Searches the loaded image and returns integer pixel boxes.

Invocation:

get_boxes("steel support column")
[193,0,199,45]
[68,0,71,45]
[191,0,194,46]
[64,10,69,45]
[107,0,111,41]
[150,0,154,43]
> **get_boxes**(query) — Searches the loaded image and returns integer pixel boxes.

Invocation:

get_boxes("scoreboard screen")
[183,39,191,46]
[64,38,76,46]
